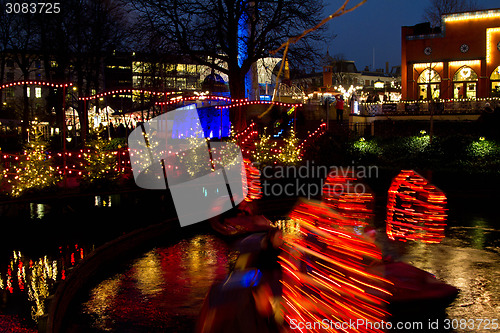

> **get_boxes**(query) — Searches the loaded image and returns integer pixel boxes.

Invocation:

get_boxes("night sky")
[323,0,500,71]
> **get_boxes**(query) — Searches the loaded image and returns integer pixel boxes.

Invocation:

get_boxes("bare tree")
[36,0,131,144]
[0,10,15,113]
[128,0,325,130]
[424,0,479,27]
[326,53,356,87]
[8,12,40,141]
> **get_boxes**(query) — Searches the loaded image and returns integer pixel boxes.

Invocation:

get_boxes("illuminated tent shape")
[279,199,392,333]
[322,168,375,227]
[386,170,447,244]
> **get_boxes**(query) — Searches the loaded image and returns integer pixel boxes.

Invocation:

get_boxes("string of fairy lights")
[1,144,131,197]
[0,80,72,90]
[0,119,327,197]
[0,80,327,197]
[362,96,500,106]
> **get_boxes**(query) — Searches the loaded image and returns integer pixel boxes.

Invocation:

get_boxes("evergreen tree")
[251,128,277,167]
[82,135,120,185]
[10,127,59,197]
[279,130,302,165]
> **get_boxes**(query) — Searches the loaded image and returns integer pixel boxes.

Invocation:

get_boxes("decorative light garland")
[215,100,302,109]
[362,96,500,105]
[156,95,235,105]
[413,62,443,70]
[79,89,180,101]
[0,80,72,90]
[444,9,500,23]
[486,27,500,64]
[298,123,326,151]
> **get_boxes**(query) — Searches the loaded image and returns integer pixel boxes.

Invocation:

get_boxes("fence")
[359,99,498,116]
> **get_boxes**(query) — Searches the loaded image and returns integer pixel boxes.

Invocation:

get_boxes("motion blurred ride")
[280,200,458,332]
[322,169,375,227]
[200,168,456,332]
[196,229,283,333]
[280,200,392,333]
[386,170,448,244]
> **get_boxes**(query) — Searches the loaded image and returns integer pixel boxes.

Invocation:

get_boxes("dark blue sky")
[323,0,500,71]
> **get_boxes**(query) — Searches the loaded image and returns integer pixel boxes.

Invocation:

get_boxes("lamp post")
[62,85,67,188]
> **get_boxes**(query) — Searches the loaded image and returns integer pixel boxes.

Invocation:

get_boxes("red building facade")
[402,9,500,100]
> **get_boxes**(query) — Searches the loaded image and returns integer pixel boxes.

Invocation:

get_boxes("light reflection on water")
[0,244,90,323]
[2,197,499,332]
[398,241,500,332]
[94,195,119,208]
[81,234,234,332]
[79,218,500,332]
[29,203,50,219]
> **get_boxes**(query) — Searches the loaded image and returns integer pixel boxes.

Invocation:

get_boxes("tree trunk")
[22,82,29,142]
[0,55,5,114]
[77,72,87,146]
[228,69,247,133]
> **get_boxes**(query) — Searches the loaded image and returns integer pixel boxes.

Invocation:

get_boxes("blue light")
[170,106,231,139]
[238,3,252,99]
[240,269,262,288]
[273,129,284,138]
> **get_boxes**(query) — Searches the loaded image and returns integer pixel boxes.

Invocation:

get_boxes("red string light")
[298,123,326,150]
[215,100,302,109]
[280,200,392,332]
[322,169,374,227]
[0,80,72,90]
[386,170,448,244]
[243,158,262,202]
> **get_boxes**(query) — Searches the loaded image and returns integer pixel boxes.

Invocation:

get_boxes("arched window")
[417,68,441,100]
[490,66,500,97]
[453,66,478,99]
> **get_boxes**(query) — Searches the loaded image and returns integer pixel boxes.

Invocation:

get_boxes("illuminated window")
[26,87,30,98]
[35,87,42,98]
[453,66,478,81]
[185,64,197,73]
[165,64,175,72]
[176,64,185,72]
[490,66,500,97]
[490,66,500,80]
[453,66,477,99]
[176,77,186,89]
[417,68,441,100]
[6,87,14,98]
[418,68,441,83]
